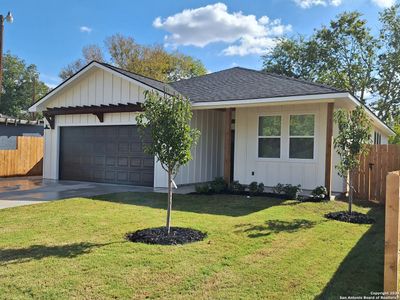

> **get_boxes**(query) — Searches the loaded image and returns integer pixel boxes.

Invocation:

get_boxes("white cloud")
[294,0,342,8]
[79,26,92,33]
[153,3,291,56]
[371,0,395,8]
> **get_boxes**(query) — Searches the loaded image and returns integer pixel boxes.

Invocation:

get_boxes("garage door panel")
[106,156,116,166]
[118,157,129,167]
[143,158,154,167]
[60,125,154,186]
[118,142,129,153]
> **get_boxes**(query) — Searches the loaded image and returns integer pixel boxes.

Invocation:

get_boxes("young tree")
[389,119,400,144]
[136,91,200,234]
[334,106,372,214]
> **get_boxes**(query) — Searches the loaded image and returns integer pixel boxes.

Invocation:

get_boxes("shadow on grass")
[317,204,384,298]
[0,242,111,265]
[235,219,318,238]
[93,192,294,217]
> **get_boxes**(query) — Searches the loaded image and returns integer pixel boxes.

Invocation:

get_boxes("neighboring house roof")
[0,114,43,126]
[170,67,344,103]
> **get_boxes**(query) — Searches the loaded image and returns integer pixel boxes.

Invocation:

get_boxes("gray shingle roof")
[169,67,344,103]
[99,62,179,95]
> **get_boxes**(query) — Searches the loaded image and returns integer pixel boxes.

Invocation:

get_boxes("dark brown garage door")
[59,125,154,186]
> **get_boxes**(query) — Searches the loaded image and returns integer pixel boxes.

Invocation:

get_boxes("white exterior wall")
[374,127,389,144]
[153,109,225,187]
[234,102,329,191]
[46,68,147,109]
[42,66,226,186]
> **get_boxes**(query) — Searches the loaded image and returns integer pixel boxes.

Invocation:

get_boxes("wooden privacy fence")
[384,171,400,295]
[0,136,43,177]
[354,145,400,203]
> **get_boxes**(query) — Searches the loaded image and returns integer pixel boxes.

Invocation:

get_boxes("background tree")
[59,44,105,80]
[1,53,49,118]
[373,4,400,124]
[263,12,377,104]
[263,36,320,81]
[60,34,207,82]
[334,106,372,214]
[136,91,200,234]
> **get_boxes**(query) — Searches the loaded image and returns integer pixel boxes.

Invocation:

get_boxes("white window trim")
[257,114,282,160]
[288,113,316,161]
[374,131,382,145]
[255,111,318,163]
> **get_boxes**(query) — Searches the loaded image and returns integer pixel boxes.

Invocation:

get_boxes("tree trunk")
[166,170,173,234]
[348,170,353,215]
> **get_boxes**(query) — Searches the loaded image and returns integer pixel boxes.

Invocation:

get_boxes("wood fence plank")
[354,145,400,204]
[384,171,400,293]
[0,136,43,177]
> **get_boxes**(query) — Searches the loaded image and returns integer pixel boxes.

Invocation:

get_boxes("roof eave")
[190,92,395,136]
[29,61,175,113]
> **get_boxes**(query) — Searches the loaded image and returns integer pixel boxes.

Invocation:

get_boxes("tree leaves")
[135,91,200,174]
[59,34,207,82]
[1,53,49,118]
[263,12,376,104]
[333,106,372,178]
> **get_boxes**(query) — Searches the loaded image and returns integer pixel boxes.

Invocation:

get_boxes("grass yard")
[0,193,383,299]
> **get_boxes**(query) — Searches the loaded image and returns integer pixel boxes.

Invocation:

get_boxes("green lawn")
[0,193,383,299]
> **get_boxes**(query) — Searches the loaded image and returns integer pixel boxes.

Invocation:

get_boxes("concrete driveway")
[0,176,153,209]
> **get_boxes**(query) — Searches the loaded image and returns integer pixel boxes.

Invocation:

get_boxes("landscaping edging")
[125,227,207,245]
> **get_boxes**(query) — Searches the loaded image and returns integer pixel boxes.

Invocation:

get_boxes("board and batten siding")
[46,67,147,109]
[154,109,225,187]
[234,102,330,191]
[42,67,150,180]
[42,66,226,186]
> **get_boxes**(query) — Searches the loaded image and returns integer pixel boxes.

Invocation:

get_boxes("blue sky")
[1,0,394,87]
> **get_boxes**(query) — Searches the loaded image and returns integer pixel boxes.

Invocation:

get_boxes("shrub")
[311,186,328,199]
[248,181,259,195]
[257,182,265,194]
[229,181,245,194]
[283,184,302,200]
[195,184,210,194]
[248,182,265,195]
[209,177,227,194]
[273,183,285,195]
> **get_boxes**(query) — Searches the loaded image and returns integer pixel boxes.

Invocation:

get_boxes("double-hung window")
[289,114,315,159]
[258,116,281,158]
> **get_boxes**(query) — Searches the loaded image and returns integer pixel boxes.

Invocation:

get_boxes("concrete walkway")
[0,177,153,209]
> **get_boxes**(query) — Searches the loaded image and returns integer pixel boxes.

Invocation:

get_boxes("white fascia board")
[29,62,158,113]
[190,92,394,136]
[346,94,395,136]
[190,93,347,110]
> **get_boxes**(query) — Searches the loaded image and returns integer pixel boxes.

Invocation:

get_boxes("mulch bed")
[190,191,288,199]
[299,196,328,203]
[125,227,207,245]
[325,211,375,224]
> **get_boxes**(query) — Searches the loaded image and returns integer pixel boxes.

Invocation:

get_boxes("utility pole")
[0,11,13,103]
